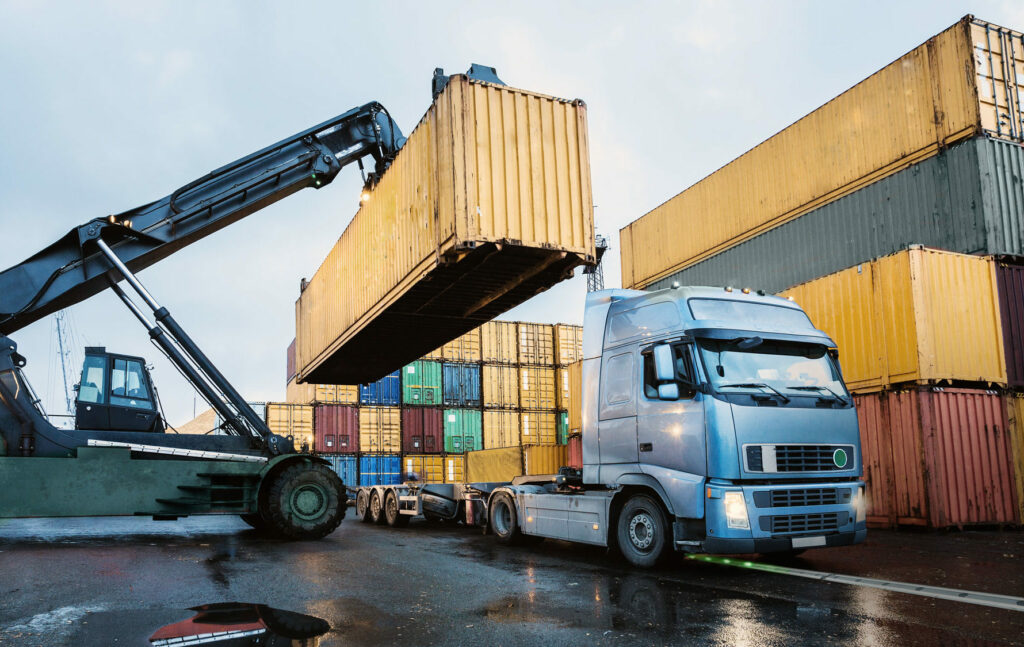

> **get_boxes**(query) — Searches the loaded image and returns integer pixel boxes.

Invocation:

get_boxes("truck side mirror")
[653,344,675,382]
[657,383,679,401]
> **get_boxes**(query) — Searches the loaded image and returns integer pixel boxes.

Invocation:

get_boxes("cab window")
[110,358,151,408]
[642,343,695,399]
[78,355,107,404]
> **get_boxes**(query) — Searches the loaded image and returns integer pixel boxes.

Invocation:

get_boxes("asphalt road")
[0,515,1021,646]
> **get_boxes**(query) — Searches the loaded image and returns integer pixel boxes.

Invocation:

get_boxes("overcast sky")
[2,0,1021,426]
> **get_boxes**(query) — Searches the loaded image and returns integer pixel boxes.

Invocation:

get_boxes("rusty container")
[314,405,359,454]
[401,407,444,454]
[995,260,1024,388]
[1004,394,1024,525]
[567,434,582,469]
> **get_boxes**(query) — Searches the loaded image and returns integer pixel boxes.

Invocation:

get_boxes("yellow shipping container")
[521,411,557,445]
[781,247,1006,391]
[519,367,556,410]
[482,365,519,409]
[483,409,521,449]
[444,455,466,483]
[554,324,583,365]
[518,323,555,366]
[621,16,1024,290]
[523,444,568,475]
[403,454,444,484]
[285,378,358,405]
[566,360,583,435]
[1004,395,1024,526]
[556,367,571,410]
[441,328,482,363]
[480,320,519,364]
[358,406,402,453]
[296,75,594,384]
[466,446,523,482]
[266,403,314,452]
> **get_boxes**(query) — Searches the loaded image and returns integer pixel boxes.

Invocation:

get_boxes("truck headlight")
[724,491,749,530]
[855,486,866,523]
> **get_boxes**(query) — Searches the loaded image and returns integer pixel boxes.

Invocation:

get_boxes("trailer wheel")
[264,462,347,540]
[385,490,410,527]
[489,492,526,544]
[616,494,667,568]
[356,489,373,523]
[369,490,385,525]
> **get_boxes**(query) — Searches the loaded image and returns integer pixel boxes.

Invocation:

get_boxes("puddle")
[150,603,329,645]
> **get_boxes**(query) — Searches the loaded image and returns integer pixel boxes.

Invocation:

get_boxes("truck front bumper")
[703,528,866,554]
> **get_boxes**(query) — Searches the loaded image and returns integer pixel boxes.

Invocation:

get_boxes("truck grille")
[761,512,847,534]
[775,445,850,472]
[754,488,850,508]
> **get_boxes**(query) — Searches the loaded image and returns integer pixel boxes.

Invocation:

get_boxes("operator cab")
[75,347,163,433]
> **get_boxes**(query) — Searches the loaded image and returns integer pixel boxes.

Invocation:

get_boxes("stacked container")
[616,15,1024,528]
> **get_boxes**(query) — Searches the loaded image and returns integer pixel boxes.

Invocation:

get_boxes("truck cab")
[75,347,163,433]
[581,287,866,558]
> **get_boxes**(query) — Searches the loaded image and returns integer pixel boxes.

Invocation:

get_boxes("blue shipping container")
[359,370,401,406]
[359,454,401,486]
[443,363,481,407]
[322,454,358,488]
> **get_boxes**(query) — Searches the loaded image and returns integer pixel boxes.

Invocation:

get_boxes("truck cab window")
[110,358,151,408]
[78,355,107,404]
[643,344,695,399]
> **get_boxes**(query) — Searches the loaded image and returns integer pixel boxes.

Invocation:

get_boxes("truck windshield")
[697,338,848,399]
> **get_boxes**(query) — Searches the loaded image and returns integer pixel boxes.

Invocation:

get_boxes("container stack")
[619,15,1024,528]
[276,320,582,488]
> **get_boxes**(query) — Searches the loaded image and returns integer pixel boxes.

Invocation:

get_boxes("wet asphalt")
[0,514,1021,646]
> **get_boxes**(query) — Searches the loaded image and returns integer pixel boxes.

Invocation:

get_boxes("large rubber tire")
[489,492,525,544]
[369,490,385,525]
[356,489,373,523]
[385,490,410,527]
[239,513,270,531]
[616,494,668,568]
[264,462,347,540]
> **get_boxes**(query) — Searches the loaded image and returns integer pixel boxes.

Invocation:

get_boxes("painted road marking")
[686,554,1024,612]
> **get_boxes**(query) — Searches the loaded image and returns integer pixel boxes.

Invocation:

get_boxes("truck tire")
[489,492,525,544]
[356,489,372,523]
[616,494,667,568]
[264,462,347,540]
[385,490,410,527]
[369,490,385,525]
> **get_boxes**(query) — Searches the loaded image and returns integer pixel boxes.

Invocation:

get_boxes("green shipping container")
[444,409,482,453]
[403,361,443,406]
[557,411,569,445]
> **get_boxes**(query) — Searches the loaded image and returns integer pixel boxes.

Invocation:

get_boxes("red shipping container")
[286,338,297,383]
[996,261,1024,388]
[402,408,444,454]
[567,434,582,469]
[314,405,359,453]
[856,387,1018,528]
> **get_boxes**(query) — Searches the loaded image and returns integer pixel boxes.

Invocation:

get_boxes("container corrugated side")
[401,407,443,454]
[314,405,359,453]
[518,323,555,366]
[554,324,583,365]
[286,339,296,383]
[402,360,443,406]
[322,454,358,487]
[521,411,557,446]
[444,455,466,483]
[782,247,1006,391]
[853,393,897,527]
[441,328,482,363]
[482,364,519,409]
[556,367,571,411]
[557,411,568,444]
[296,75,594,384]
[358,407,402,453]
[483,409,521,449]
[519,367,556,410]
[466,446,522,482]
[287,379,359,405]
[404,454,444,484]
[481,321,518,364]
[566,360,582,435]
[265,403,313,452]
[621,16,1024,290]
[359,454,401,486]
[443,363,482,407]
[647,137,1024,295]
[996,261,1024,388]
[359,371,401,406]
[1004,394,1024,525]
[523,444,567,475]
[443,408,482,453]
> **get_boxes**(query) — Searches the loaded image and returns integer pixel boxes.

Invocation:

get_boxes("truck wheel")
[369,490,385,525]
[356,489,372,523]
[385,490,410,527]
[617,494,667,568]
[489,492,525,544]
[264,462,347,540]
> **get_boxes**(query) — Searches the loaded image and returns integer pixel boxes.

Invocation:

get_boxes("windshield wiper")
[718,382,791,403]
[788,384,847,404]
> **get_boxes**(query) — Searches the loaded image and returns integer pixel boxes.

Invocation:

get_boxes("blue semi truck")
[357,286,867,567]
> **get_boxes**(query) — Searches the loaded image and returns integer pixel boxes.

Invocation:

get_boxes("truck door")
[75,353,110,430]
[637,342,706,479]
[106,357,159,432]
[597,350,638,467]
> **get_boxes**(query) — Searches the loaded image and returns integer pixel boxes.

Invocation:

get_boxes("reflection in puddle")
[150,602,329,646]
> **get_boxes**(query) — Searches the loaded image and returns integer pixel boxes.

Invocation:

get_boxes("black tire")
[264,462,347,540]
[356,489,373,523]
[422,510,443,523]
[489,492,526,544]
[385,490,410,527]
[616,494,668,568]
[369,490,385,525]
[239,513,269,531]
